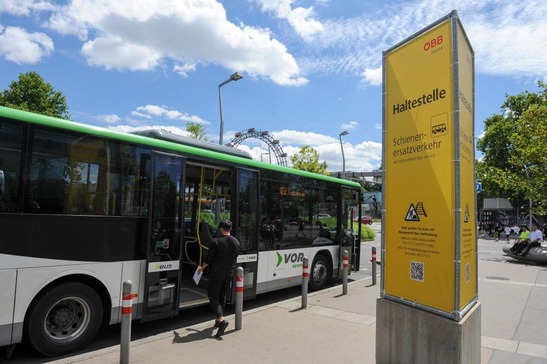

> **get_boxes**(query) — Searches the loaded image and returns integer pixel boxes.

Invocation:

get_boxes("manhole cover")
[485,276,509,281]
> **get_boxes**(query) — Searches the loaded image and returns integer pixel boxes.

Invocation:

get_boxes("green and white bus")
[0,106,362,357]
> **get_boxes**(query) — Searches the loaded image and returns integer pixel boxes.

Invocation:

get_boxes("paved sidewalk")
[51,259,547,364]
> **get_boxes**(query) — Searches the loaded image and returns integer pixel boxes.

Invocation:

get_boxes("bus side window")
[0,120,23,213]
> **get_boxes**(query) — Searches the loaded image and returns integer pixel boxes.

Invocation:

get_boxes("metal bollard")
[302,256,309,309]
[342,250,349,295]
[235,267,244,330]
[120,280,135,364]
[371,247,377,286]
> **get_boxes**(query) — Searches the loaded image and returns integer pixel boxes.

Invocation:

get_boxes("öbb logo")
[423,35,443,51]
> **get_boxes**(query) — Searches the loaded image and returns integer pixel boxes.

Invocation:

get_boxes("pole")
[120,280,134,364]
[339,134,346,179]
[529,198,532,228]
[342,250,349,295]
[525,166,532,228]
[218,72,243,146]
[218,85,224,145]
[371,247,377,286]
[302,257,309,309]
[235,267,244,330]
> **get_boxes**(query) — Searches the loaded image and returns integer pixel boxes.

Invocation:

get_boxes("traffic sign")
[476,182,482,192]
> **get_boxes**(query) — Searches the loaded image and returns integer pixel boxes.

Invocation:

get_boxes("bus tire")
[309,254,331,291]
[24,282,103,357]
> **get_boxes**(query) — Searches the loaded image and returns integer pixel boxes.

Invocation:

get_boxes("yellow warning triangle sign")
[405,203,420,221]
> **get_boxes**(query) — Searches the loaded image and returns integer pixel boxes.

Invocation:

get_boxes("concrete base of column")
[375,298,481,364]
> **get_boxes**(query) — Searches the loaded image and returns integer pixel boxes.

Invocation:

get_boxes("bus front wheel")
[309,254,331,291]
[25,282,103,357]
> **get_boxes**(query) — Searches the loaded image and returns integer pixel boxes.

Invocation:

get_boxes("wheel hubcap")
[313,262,327,284]
[44,297,91,343]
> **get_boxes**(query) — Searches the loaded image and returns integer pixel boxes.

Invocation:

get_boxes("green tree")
[476,82,547,215]
[186,121,208,140]
[0,71,70,119]
[290,145,328,175]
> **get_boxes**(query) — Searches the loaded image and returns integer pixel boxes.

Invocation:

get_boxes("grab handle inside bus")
[0,169,4,194]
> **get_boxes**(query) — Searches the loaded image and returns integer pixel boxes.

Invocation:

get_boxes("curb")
[51,275,373,364]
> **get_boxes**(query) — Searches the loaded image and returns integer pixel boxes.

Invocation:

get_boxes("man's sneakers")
[215,320,229,337]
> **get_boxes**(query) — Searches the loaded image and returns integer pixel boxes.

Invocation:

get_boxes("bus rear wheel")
[25,282,103,357]
[309,254,331,291]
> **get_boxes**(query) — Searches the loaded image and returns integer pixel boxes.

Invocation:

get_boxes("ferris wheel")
[226,128,288,167]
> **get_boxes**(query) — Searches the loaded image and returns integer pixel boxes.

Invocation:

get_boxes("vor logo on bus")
[276,252,304,267]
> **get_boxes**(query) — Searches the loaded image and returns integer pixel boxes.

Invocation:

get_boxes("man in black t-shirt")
[198,219,240,337]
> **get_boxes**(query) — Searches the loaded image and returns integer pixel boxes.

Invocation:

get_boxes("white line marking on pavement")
[480,278,547,288]
[482,336,547,359]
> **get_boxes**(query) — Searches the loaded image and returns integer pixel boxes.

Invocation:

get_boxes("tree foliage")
[476,82,547,215]
[0,71,70,119]
[290,145,328,175]
[186,121,208,140]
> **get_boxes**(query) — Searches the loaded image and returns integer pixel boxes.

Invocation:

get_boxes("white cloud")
[45,0,307,86]
[0,26,53,63]
[98,114,121,124]
[173,62,196,77]
[299,0,547,82]
[253,0,324,41]
[273,129,336,146]
[463,2,547,78]
[82,37,162,71]
[130,111,152,119]
[0,0,55,16]
[221,127,381,171]
[98,117,381,171]
[132,104,209,124]
[361,67,382,86]
[341,121,358,130]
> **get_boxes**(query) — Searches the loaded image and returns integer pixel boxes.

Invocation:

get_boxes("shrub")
[360,225,376,240]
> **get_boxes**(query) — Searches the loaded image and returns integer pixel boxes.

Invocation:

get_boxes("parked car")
[354,215,373,225]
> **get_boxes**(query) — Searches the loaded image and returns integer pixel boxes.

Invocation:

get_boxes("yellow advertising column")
[377,11,480,363]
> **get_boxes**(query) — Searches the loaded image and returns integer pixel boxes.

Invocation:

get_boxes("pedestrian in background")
[198,220,240,337]
[495,222,503,241]
[518,223,544,257]
[512,224,520,241]
[510,225,529,254]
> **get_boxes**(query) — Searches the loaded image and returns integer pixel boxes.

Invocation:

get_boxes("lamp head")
[230,72,243,81]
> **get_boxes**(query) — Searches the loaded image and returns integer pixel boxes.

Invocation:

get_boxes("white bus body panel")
[256,246,340,293]
[0,270,16,346]
[1,254,144,345]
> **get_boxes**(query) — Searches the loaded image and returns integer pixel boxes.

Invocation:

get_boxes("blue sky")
[0,0,546,173]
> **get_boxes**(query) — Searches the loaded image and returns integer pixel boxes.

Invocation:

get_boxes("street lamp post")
[218,72,243,145]
[524,166,532,228]
[339,131,349,179]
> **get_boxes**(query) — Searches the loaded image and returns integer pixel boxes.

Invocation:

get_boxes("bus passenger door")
[232,168,259,301]
[142,151,184,321]
[342,187,361,272]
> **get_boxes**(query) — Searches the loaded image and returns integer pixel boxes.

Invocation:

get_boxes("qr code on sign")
[410,261,424,282]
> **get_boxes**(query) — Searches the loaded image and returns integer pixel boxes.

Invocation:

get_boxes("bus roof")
[131,129,253,160]
[0,106,362,189]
